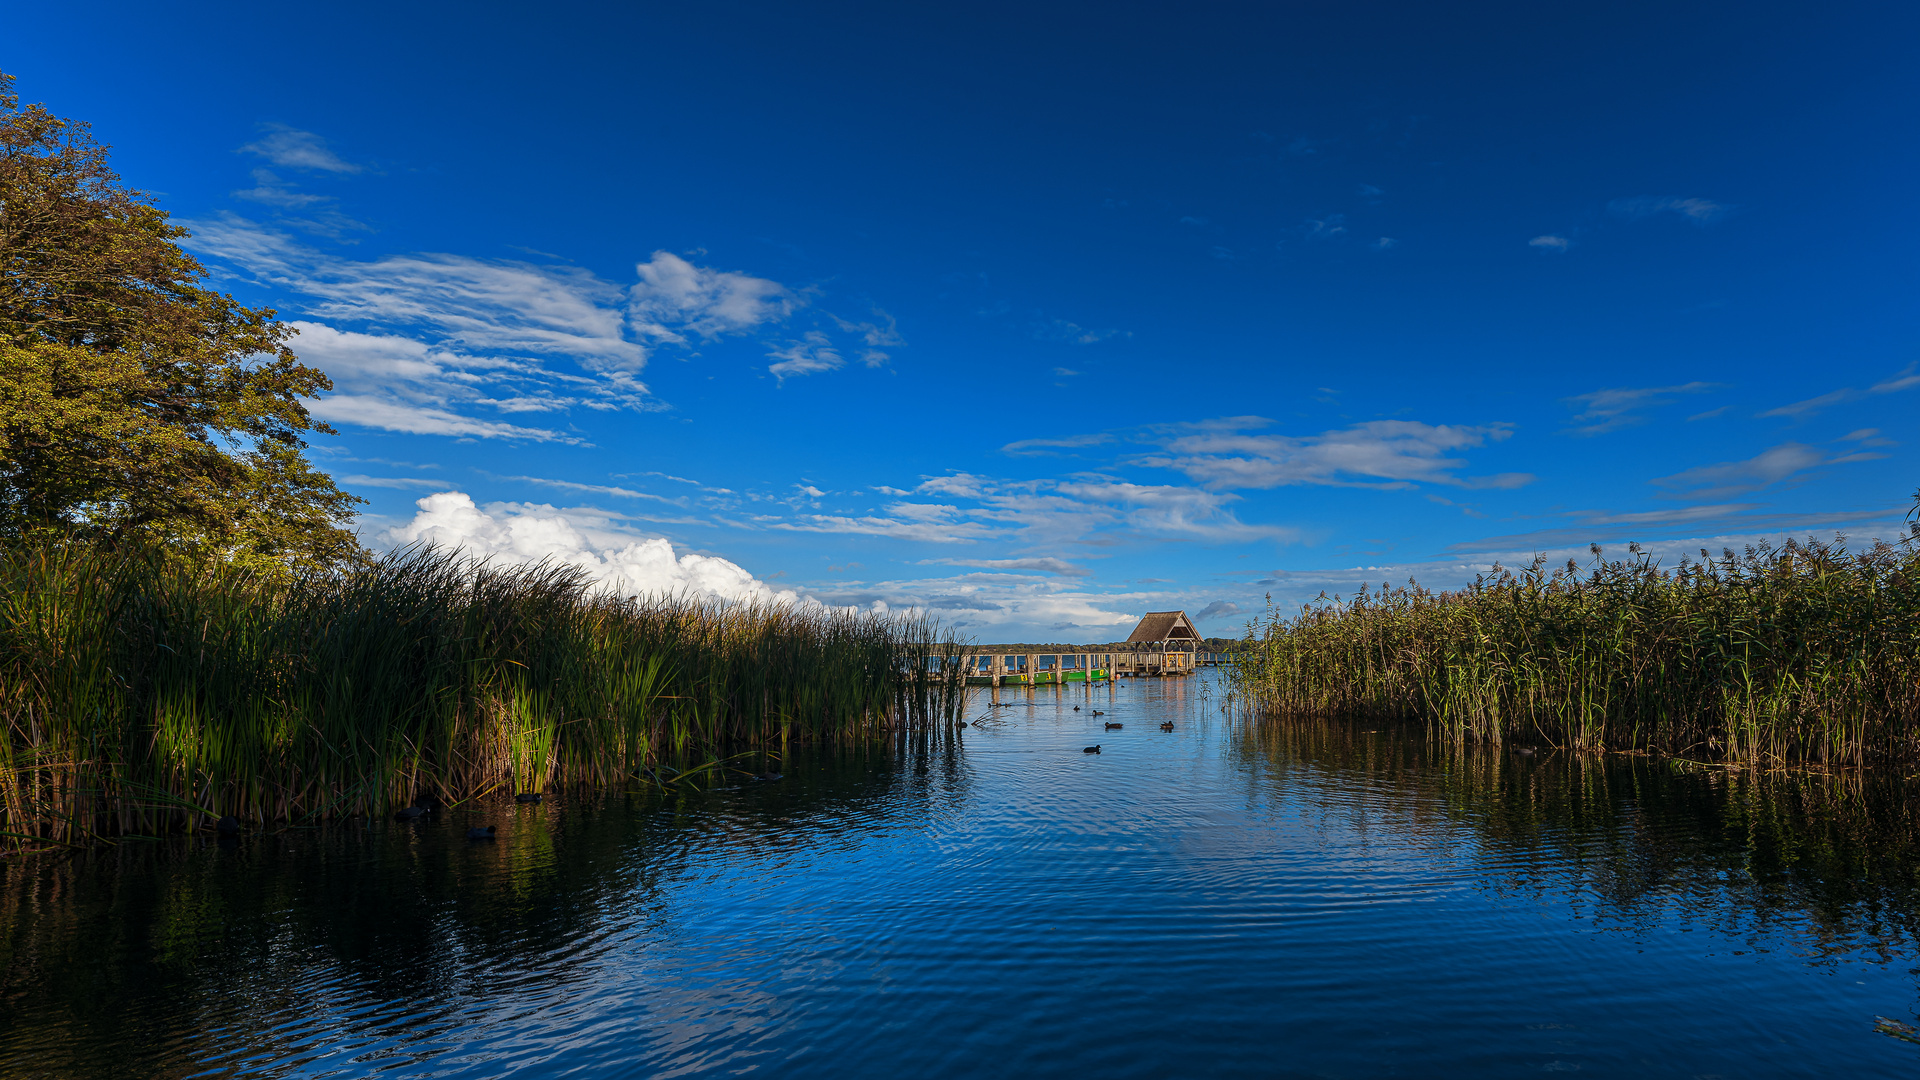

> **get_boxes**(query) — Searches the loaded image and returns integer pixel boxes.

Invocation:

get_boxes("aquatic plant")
[0,539,969,851]
[1232,494,1920,764]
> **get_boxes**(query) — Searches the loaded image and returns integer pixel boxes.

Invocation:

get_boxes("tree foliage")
[0,69,362,573]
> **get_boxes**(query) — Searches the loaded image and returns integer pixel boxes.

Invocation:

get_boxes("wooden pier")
[958,610,1210,685]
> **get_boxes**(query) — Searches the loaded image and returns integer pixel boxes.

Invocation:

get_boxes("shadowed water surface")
[3,672,1918,1077]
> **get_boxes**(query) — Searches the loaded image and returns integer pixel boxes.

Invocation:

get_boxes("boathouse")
[1115,611,1200,677]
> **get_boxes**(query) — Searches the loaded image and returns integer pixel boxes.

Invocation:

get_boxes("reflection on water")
[1232,715,1920,965]
[1,673,1916,1078]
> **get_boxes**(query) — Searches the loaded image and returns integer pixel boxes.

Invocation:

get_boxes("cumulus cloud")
[1136,417,1533,491]
[383,491,801,604]
[1529,235,1570,251]
[239,125,363,173]
[1561,382,1718,436]
[1608,196,1730,224]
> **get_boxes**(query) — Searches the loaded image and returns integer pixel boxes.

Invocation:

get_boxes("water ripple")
[1,674,1917,1077]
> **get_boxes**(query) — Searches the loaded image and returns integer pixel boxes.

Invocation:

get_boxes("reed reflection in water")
[1,673,1916,1077]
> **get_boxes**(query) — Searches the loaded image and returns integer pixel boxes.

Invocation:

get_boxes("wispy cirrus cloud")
[1135,417,1533,491]
[233,169,331,208]
[1561,381,1719,436]
[284,321,604,442]
[1608,195,1731,224]
[1036,318,1127,345]
[1529,234,1570,251]
[762,469,1293,548]
[1445,504,1908,555]
[1758,364,1920,419]
[239,124,364,174]
[187,218,881,435]
[1002,432,1114,456]
[767,331,848,381]
[334,474,450,490]
[920,557,1092,578]
[1651,441,1886,501]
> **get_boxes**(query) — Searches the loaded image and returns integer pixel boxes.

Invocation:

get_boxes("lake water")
[3,671,1917,1077]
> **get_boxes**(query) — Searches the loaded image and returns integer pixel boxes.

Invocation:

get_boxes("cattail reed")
[0,540,970,851]
[1232,512,1920,765]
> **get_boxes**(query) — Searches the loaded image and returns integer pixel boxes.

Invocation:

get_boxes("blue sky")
[15,2,1918,640]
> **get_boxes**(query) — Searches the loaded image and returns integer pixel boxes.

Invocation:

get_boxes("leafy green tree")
[0,70,363,573]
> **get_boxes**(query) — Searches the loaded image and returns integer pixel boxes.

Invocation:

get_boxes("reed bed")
[1232,518,1920,765]
[0,540,969,851]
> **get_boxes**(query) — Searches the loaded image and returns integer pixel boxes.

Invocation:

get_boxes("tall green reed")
[1232,512,1920,765]
[0,539,970,851]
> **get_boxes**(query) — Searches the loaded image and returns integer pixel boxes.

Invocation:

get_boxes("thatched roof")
[1126,610,1200,644]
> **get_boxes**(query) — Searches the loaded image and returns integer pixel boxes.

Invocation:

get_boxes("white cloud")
[312,395,581,442]
[1371,237,1398,251]
[1194,600,1242,622]
[382,491,802,605]
[239,125,363,173]
[803,571,1140,637]
[286,321,591,441]
[1302,214,1347,238]
[184,220,871,433]
[1529,235,1571,251]
[1608,196,1730,224]
[1137,417,1533,491]
[233,169,330,208]
[1871,364,1920,394]
[335,474,449,489]
[1651,442,1884,501]
[1757,363,1920,419]
[921,557,1092,578]
[630,251,794,341]
[767,331,844,380]
[773,506,995,543]
[832,309,906,349]
[1051,480,1295,542]
[191,219,645,367]
[1036,318,1126,345]
[1001,433,1113,456]
[1561,382,1718,436]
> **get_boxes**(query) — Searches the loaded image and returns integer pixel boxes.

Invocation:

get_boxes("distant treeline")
[1232,500,1920,765]
[0,540,967,852]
